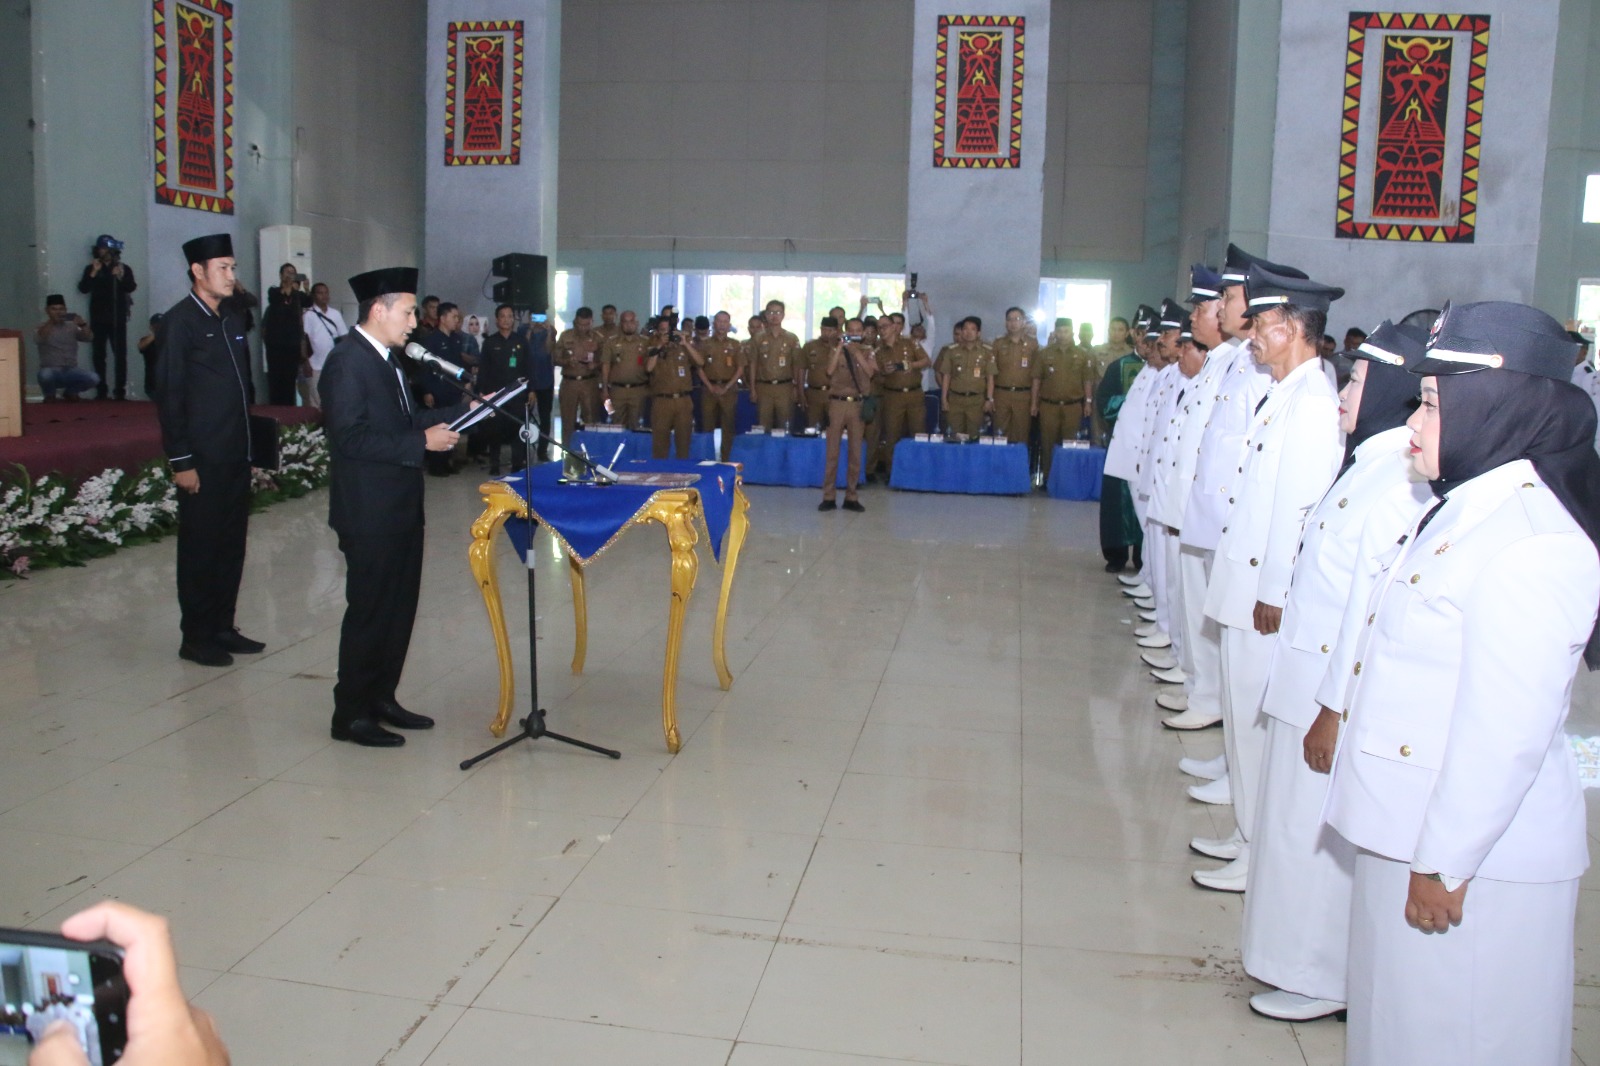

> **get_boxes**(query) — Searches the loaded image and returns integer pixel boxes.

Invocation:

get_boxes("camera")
[670,331,683,343]
[844,334,863,344]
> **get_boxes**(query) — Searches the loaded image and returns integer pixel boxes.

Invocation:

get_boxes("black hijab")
[1434,371,1600,668]
[1342,321,1425,472]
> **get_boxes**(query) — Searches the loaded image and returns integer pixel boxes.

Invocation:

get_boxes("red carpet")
[0,400,321,484]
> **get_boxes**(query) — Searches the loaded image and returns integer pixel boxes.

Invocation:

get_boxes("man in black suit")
[154,232,265,667]
[318,267,469,747]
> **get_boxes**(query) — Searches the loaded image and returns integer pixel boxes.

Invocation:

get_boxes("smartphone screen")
[0,929,129,1065]
[531,314,547,323]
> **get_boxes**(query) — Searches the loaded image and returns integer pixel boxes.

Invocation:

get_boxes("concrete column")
[424,0,559,305]
[904,0,1051,334]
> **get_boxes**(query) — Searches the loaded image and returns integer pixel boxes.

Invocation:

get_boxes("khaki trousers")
[608,384,647,429]
[946,392,985,436]
[822,398,864,501]
[755,383,792,430]
[1036,399,1085,478]
[559,377,601,440]
[650,395,694,459]
[701,386,739,461]
[803,387,830,430]
[993,391,1032,443]
[875,389,924,476]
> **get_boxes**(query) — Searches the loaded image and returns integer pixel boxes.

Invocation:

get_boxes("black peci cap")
[182,233,233,265]
[1412,301,1579,382]
[1353,319,1426,368]
[349,267,419,303]
[1220,243,1309,286]
[1241,263,1345,317]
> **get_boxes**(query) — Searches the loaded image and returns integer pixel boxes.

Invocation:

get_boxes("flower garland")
[0,423,329,579]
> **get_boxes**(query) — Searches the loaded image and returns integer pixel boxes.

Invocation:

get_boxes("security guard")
[870,313,928,479]
[936,316,994,437]
[990,307,1038,443]
[553,306,604,442]
[154,233,262,668]
[798,319,841,429]
[646,315,703,459]
[695,311,744,460]
[1032,317,1095,480]
[600,310,651,429]
[747,300,802,429]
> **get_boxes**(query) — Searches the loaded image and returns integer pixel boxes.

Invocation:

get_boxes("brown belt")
[653,391,692,399]
[995,385,1030,392]
[1040,397,1085,405]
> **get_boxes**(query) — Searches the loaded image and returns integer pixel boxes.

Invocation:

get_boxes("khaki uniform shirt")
[937,342,995,395]
[554,328,603,377]
[829,343,875,395]
[603,334,651,386]
[749,329,801,383]
[800,338,836,390]
[991,335,1038,389]
[648,342,697,395]
[698,337,743,384]
[875,337,925,390]
[595,323,621,341]
[1033,341,1095,401]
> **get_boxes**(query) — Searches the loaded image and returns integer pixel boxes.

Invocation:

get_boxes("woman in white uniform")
[1323,300,1600,1065]
[1241,320,1433,1021]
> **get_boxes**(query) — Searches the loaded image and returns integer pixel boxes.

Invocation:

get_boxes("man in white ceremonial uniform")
[1195,263,1346,892]
[1240,320,1434,1022]
[1323,301,1600,1065]
[1133,300,1190,663]
[1165,245,1299,750]
[1103,308,1162,598]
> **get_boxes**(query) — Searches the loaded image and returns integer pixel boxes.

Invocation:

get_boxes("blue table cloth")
[728,433,849,488]
[888,440,1031,495]
[570,429,717,465]
[1046,446,1106,501]
[499,459,740,564]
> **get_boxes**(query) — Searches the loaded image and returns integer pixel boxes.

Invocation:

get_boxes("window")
[1584,174,1600,225]
[1037,278,1112,347]
[1577,279,1600,350]
[649,270,908,343]
[551,269,581,333]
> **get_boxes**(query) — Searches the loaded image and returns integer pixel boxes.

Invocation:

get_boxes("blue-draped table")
[888,440,1032,495]
[728,433,850,488]
[470,460,750,752]
[1046,445,1106,500]
[570,428,717,465]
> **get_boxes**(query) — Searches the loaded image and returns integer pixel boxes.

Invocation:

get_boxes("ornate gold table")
[467,475,750,753]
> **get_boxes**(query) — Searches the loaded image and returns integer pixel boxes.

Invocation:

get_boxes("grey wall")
[1176,0,1237,276]
[0,0,35,338]
[1532,0,1600,322]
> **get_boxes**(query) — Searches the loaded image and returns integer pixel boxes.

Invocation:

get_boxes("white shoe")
[1135,632,1171,649]
[1133,622,1161,638]
[1121,583,1153,598]
[1191,848,1249,892]
[1186,773,1232,805]
[1148,665,1185,682]
[1249,990,1347,1022]
[1156,692,1188,712]
[1137,610,1158,622]
[1162,708,1222,731]
[1189,825,1243,860]
[1178,752,1227,780]
[1133,597,1155,610]
[1140,647,1177,666]
[1117,573,1144,587]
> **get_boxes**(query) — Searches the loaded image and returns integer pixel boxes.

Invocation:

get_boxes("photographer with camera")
[646,313,704,459]
[262,262,311,405]
[818,317,878,513]
[76,234,138,400]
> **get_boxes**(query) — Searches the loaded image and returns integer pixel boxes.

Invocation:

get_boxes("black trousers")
[90,317,128,397]
[333,526,424,729]
[265,341,302,406]
[175,461,251,642]
[1098,474,1145,571]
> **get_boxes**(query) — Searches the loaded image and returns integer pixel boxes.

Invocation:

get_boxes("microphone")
[403,342,470,381]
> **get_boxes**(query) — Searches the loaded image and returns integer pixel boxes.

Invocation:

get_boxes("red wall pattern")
[444,21,524,166]
[152,0,235,214]
[933,15,1024,169]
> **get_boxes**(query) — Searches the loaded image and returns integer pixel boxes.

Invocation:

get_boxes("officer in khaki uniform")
[553,307,604,443]
[936,316,995,437]
[1032,317,1096,479]
[696,311,744,460]
[646,315,703,459]
[871,313,929,479]
[596,304,621,342]
[819,317,878,512]
[747,301,802,429]
[599,310,650,429]
[990,307,1039,443]
[798,319,841,429]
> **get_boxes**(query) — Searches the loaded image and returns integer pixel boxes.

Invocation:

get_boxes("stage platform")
[0,400,321,484]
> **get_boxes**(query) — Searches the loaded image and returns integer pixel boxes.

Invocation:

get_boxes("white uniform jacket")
[1572,362,1600,454]
[1324,459,1600,883]
[1148,346,1229,531]
[1136,363,1184,503]
[1102,363,1156,481]
[1203,356,1343,630]
[1179,339,1272,551]
[1262,426,1432,731]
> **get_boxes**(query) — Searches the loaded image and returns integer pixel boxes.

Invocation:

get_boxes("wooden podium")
[0,330,22,438]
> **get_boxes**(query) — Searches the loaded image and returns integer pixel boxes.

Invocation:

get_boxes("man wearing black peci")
[318,267,472,747]
[153,233,264,667]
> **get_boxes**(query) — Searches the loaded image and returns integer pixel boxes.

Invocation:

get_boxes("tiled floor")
[3,473,1598,1065]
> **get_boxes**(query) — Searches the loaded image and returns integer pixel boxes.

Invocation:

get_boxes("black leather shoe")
[331,717,405,747]
[842,499,865,513]
[817,500,837,512]
[214,628,265,654]
[375,701,434,730]
[179,641,233,667]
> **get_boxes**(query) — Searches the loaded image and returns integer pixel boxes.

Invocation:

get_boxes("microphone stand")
[454,374,621,771]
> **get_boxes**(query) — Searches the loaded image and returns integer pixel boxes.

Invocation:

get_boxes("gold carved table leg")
[640,492,700,753]
[469,482,524,738]
[711,486,751,690]
[568,554,588,674]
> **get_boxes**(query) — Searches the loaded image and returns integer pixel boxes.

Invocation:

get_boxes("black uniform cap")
[1241,263,1345,317]
[1220,243,1309,286]
[1157,298,1187,331]
[1188,264,1223,304]
[1353,319,1426,368]
[1412,300,1579,382]
[182,233,234,265]
[349,267,419,304]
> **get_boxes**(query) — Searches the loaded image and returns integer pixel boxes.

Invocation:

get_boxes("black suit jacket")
[320,329,465,539]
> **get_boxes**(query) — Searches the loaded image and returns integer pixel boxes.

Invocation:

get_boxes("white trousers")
[1219,623,1273,840]
[1177,546,1222,719]
[1241,715,1354,1000]
[1144,521,1179,656]
[1346,849,1578,1066]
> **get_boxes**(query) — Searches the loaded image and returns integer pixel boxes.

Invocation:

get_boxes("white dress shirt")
[303,304,349,371]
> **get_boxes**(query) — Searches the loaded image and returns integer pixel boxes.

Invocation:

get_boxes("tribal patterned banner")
[152,0,235,214]
[1336,11,1490,242]
[444,20,524,166]
[932,15,1024,169]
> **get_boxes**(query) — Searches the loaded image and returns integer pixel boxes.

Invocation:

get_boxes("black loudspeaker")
[491,252,548,312]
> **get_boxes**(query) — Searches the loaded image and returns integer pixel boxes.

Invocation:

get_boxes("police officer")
[935,316,994,437]
[990,306,1038,443]
[600,310,651,429]
[153,233,261,667]
[747,300,802,429]
[553,307,604,443]
[1031,318,1095,481]
[646,314,703,459]
[695,311,744,461]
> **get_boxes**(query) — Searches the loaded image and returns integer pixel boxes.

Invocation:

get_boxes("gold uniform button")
[1399,745,1412,758]
[1257,443,1264,451]
[1319,521,1326,529]
[1320,644,1330,653]
[1367,613,1375,625]
[1341,709,1349,722]
[1409,574,1421,584]
[1521,482,1535,488]
[1249,558,1259,567]
[1338,498,1348,508]
[1354,661,1362,675]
